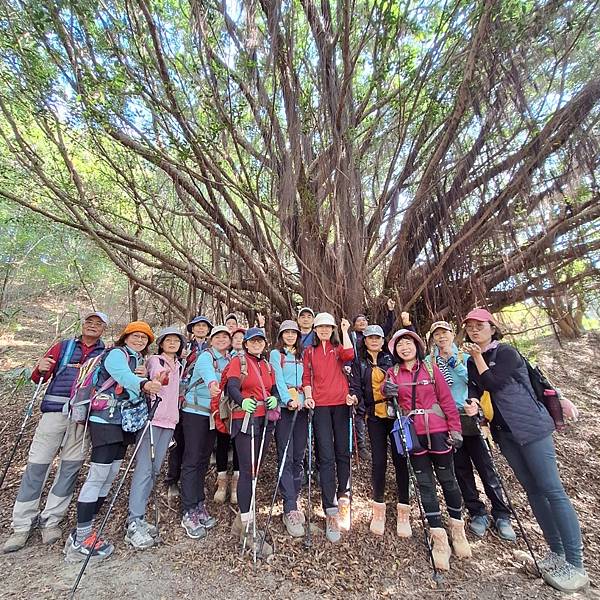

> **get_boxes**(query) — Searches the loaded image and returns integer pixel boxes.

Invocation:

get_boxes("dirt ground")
[0,303,599,599]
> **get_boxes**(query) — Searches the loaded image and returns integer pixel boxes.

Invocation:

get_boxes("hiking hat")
[209,325,232,339]
[462,308,501,330]
[388,329,425,355]
[120,321,155,343]
[313,312,336,328]
[363,324,384,338]
[297,307,315,318]
[187,315,213,333]
[156,326,186,348]
[225,313,238,323]
[429,321,454,335]
[84,311,109,325]
[243,327,267,342]
[278,320,300,337]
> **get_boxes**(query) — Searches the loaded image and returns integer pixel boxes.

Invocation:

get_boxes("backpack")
[517,351,565,430]
[66,347,130,424]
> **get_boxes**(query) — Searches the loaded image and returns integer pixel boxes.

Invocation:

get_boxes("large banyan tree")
[0,0,598,330]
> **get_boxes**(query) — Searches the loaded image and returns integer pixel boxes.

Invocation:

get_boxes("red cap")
[462,308,499,327]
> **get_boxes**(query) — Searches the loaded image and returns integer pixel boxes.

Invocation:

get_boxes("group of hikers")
[0,302,589,594]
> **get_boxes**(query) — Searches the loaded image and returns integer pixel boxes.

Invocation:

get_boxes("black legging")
[367,417,409,503]
[216,430,239,472]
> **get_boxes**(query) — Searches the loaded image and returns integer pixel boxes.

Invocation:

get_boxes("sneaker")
[469,514,490,537]
[64,532,114,563]
[325,509,341,543]
[40,526,62,545]
[543,561,590,593]
[539,550,566,573]
[125,519,155,550]
[494,518,516,542]
[283,511,305,537]
[194,503,217,530]
[181,510,207,539]
[2,530,30,553]
[139,519,159,539]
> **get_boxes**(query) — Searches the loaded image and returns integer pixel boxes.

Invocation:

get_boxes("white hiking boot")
[125,519,155,550]
[283,510,305,537]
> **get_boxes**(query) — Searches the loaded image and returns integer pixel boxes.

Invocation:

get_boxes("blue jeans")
[496,431,583,567]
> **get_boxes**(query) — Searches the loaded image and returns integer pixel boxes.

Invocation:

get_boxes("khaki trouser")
[12,412,89,532]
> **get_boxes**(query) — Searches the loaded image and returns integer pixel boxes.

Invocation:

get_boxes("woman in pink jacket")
[384,329,470,571]
[125,326,185,550]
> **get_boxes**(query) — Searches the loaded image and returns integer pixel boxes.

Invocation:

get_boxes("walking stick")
[304,409,314,549]
[69,397,162,599]
[348,404,354,528]
[148,422,160,540]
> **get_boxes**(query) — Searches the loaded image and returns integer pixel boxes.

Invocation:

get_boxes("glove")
[447,356,457,369]
[447,430,463,449]
[241,398,257,414]
[266,395,278,410]
[382,379,399,398]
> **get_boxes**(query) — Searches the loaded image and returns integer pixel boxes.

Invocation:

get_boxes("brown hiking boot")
[396,503,412,538]
[430,527,451,570]
[213,472,228,504]
[370,501,386,536]
[2,530,30,553]
[41,526,62,545]
[449,517,472,558]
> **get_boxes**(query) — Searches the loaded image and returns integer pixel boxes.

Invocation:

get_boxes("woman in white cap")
[384,329,470,571]
[348,324,409,538]
[179,325,232,540]
[302,313,354,543]
[427,320,515,542]
[270,320,307,537]
[125,326,185,550]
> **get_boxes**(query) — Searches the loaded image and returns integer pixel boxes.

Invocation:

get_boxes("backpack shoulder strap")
[55,338,77,377]
[239,352,248,382]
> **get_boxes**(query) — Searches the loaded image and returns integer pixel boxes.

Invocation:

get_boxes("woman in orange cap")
[65,321,162,563]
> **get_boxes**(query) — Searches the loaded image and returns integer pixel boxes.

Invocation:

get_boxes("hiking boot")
[194,502,217,529]
[64,532,114,563]
[539,550,567,573]
[469,514,490,538]
[181,509,207,540]
[214,472,228,504]
[325,508,341,543]
[140,519,159,539]
[449,517,472,558]
[231,512,242,537]
[338,497,351,531]
[2,529,30,553]
[396,503,412,538]
[543,561,589,593]
[494,518,516,542]
[41,526,62,546]
[430,527,451,571]
[283,510,305,538]
[230,472,239,505]
[239,512,273,558]
[370,501,386,536]
[125,519,155,550]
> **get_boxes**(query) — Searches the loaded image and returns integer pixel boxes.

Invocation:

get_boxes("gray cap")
[84,311,109,325]
[156,326,186,347]
[297,307,315,317]
[209,325,232,338]
[363,324,384,338]
[278,320,300,337]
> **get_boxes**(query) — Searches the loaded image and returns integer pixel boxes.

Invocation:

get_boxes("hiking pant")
[233,417,274,514]
[180,412,215,513]
[165,416,184,485]
[12,412,88,532]
[410,450,463,528]
[216,430,239,473]
[128,425,173,523]
[313,404,351,511]
[275,408,308,513]
[367,417,409,504]
[496,431,583,568]
[453,434,510,520]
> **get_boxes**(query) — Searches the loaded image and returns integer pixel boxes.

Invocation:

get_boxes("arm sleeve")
[31,342,62,383]
[196,351,218,387]
[227,377,243,407]
[338,346,355,362]
[433,365,461,431]
[479,345,523,393]
[302,350,312,389]
[104,348,144,392]
[467,360,482,398]
[382,309,395,337]
[270,350,291,406]
[348,360,363,401]
[451,357,468,385]
[146,356,161,380]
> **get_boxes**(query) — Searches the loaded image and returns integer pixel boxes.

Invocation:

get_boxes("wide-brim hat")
[278,320,300,337]
[186,315,214,333]
[388,329,425,355]
[156,326,186,347]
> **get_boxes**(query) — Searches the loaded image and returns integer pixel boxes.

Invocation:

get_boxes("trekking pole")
[0,379,45,490]
[69,397,162,599]
[466,399,542,577]
[304,408,314,549]
[148,421,160,541]
[348,404,354,528]
[393,400,442,584]
[241,417,256,559]
[260,408,299,556]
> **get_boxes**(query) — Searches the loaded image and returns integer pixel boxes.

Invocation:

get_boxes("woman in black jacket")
[463,308,587,594]
[349,325,409,537]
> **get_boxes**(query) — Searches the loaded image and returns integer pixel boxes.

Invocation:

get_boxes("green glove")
[266,395,278,410]
[241,398,257,414]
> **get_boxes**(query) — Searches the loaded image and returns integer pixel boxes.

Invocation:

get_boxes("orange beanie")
[120,320,155,343]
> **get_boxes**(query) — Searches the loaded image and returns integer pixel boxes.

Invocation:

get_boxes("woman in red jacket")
[302,313,354,543]
[384,329,470,571]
